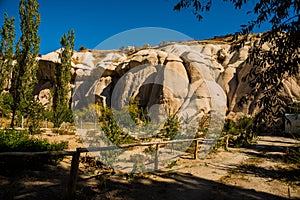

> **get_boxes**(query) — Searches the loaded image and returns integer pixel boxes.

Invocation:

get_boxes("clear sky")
[0,0,270,54]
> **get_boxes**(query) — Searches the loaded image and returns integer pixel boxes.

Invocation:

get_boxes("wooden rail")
[0,150,75,156]
[0,138,206,199]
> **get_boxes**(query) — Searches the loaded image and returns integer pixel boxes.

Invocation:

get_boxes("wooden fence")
[0,138,205,200]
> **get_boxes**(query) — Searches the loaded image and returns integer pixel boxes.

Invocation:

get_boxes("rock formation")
[36,35,300,122]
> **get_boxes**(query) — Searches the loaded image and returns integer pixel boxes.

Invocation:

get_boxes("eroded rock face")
[106,50,192,122]
[74,47,227,125]
[36,37,300,122]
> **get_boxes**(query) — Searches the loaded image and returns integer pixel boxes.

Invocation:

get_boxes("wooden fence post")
[194,139,199,160]
[67,149,80,200]
[225,135,229,151]
[154,144,159,170]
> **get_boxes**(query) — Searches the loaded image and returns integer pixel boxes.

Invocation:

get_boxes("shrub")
[0,92,12,119]
[160,114,179,140]
[99,106,135,145]
[0,129,68,175]
[216,117,257,149]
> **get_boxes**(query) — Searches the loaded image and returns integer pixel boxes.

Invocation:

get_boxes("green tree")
[0,14,15,121]
[0,14,15,92]
[52,30,75,127]
[10,0,40,128]
[0,93,13,119]
[174,0,299,130]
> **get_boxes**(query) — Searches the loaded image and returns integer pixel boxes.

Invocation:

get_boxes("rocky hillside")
[36,35,300,122]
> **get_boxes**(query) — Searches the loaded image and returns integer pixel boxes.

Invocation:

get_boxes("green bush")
[99,106,135,145]
[216,117,257,149]
[0,92,12,118]
[163,114,179,140]
[0,129,68,175]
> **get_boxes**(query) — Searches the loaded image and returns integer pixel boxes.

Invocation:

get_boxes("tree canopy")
[52,30,75,127]
[0,0,75,130]
[0,14,15,92]
[174,0,300,130]
[10,0,41,128]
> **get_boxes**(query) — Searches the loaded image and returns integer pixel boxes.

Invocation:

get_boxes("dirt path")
[0,133,299,200]
[75,134,300,199]
[166,135,300,199]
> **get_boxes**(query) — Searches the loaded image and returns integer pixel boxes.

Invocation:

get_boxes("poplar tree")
[52,30,75,127]
[10,0,40,128]
[0,14,15,92]
[0,14,15,118]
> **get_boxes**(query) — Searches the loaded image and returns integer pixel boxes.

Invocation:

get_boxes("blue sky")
[0,0,270,54]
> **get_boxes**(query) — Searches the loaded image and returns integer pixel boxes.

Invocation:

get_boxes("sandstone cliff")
[36,35,300,121]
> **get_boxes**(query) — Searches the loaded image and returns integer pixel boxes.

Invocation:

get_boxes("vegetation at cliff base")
[0,129,68,174]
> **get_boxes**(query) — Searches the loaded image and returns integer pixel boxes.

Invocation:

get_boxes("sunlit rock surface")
[36,35,300,120]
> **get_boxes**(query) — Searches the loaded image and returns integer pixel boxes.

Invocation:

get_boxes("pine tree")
[0,14,15,92]
[10,0,40,128]
[52,30,75,128]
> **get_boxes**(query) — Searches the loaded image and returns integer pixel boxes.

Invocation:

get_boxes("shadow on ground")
[0,165,291,200]
[0,164,70,200]
[235,134,300,183]
[233,163,300,183]
[76,171,292,200]
[0,134,299,200]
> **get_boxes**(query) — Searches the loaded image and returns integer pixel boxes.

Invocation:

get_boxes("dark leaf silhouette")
[174,0,299,131]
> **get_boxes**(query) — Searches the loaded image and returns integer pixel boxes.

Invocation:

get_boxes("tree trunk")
[10,108,16,128]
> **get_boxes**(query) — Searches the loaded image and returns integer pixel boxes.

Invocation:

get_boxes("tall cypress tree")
[52,30,75,128]
[10,0,40,128]
[0,14,15,92]
[0,14,15,119]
